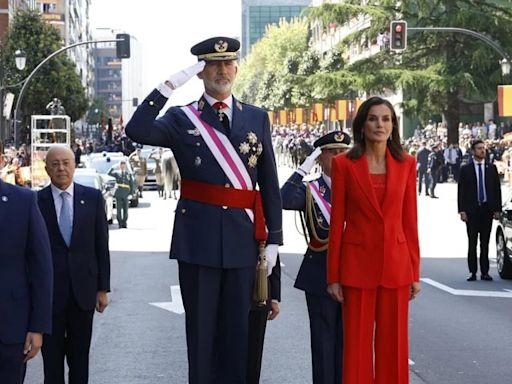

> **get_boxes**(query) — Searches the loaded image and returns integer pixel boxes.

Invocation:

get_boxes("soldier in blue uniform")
[281,131,351,384]
[125,36,282,384]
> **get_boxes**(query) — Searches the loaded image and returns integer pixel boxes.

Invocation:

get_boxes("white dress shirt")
[203,92,233,122]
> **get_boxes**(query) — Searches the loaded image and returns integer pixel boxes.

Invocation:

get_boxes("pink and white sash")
[180,103,254,222]
[308,180,331,225]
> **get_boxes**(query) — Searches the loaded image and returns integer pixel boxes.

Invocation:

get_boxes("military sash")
[180,103,255,222]
[308,180,331,225]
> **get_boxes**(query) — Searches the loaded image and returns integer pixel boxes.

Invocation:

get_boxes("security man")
[125,36,282,384]
[128,148,147,198]
[281,131,351,384]
[108,160,134,228]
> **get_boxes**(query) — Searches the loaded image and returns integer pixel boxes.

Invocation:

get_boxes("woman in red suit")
[327,96,421,384]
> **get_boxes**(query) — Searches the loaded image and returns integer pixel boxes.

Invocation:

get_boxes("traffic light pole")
[13,37,127,148]
[408,27,510,61]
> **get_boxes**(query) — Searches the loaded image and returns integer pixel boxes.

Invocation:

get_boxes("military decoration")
[319,185,326,196]
[239,131,262,168]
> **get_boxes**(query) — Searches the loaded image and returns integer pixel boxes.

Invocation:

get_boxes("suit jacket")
[37,183,110,313]
[327,150,420,289]
[125,90,283,269]
[0,180,53,343]
[281,172,331,296]
[457,161,502,215]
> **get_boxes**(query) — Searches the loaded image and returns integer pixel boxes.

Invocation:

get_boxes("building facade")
[93,33,142,128]
[241,0,311,59]
[0,0,36,43]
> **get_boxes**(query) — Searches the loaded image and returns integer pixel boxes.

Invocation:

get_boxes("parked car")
[495,192,512,279]
[73,169,115,224]
[84,152,139,207]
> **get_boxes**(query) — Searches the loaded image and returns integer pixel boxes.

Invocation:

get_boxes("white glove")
[298,147,322,175]
[157,61,206,98]
[265,244,279,276]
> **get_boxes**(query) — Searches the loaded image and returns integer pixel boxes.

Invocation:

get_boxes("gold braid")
[305,182,329,252]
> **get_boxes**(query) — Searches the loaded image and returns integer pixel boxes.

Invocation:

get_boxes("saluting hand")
[159,61,206,97]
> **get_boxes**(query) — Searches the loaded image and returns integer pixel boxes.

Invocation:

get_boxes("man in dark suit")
[458,139,502,281]
[37,145,110,384]
[281,131,351,384]
[0,180,53,384]
[416,141,430,195]
[247,261,280,384]
[125,37,282,383]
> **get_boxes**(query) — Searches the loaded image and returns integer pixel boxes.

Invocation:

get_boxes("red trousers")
[342,285,410,384]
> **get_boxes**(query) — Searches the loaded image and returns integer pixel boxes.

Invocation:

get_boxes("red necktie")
[212,102,230,134]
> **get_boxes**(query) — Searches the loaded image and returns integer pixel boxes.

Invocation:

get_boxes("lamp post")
[0,49,26,148]
[501,58,510,76]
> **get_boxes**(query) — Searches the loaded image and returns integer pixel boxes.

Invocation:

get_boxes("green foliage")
[0,9,88,131]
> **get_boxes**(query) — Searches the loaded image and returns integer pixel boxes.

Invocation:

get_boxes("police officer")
[128,148,147,198]
[281,131,351,384]
[108,160,134,228]
[125,36,282,384]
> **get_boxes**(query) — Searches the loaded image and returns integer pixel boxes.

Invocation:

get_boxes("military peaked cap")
[190,36,240,61]
[313,131,351,150]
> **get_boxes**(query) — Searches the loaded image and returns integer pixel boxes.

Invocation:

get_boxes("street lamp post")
[0,49,26,148]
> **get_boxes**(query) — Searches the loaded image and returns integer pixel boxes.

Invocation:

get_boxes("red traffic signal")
[390,21,407,51]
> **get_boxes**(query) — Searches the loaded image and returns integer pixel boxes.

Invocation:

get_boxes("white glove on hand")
[265,244,279,276]
[158,61,206,98]
[298,147,322,175]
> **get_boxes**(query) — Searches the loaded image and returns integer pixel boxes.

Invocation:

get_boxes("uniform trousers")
[0,342,25,384]
[247,302,269,384]
[178,261,254,384]
[466,204,493,275]
[305,292,342,384]
[342,285,410,384]
[42,295,94,384]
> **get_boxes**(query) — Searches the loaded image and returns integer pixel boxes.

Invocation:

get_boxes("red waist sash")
[180,179,267,242]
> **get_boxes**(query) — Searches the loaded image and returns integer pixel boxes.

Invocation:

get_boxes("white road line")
[421,278,512,298]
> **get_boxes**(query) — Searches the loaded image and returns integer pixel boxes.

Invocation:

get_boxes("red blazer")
[327,149,420,288]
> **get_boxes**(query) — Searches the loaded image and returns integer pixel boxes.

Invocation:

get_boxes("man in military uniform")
[128,148,147,198]
[281,131,351,384]
[108,160,134,228]
[125,36,282,384]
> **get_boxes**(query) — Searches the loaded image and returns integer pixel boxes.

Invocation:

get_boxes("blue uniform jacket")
[37,183,110,313]
[281,172,331,297]
[126,90,283,268]
[0,180,53,343]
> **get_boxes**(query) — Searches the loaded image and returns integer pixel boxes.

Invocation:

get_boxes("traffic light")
[390,21,407,51]
[116,33,131,59]
[132,97,138,107]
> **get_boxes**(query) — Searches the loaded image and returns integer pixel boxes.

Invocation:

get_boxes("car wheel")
[496,230,512,279]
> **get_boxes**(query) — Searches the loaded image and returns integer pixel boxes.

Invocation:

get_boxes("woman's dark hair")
[347,96,404,161]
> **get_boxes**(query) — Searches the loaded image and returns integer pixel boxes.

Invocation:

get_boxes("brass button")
[181,209,186,214]
[225,183,230,188]
[222,206,228,210]
[149,101,154,106]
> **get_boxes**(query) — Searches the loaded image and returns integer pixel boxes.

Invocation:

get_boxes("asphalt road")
[24,167,512,383]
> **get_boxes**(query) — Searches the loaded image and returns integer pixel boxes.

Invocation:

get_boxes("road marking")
[408,359,415,366]
[421,278,512,298]
[149,285,185,314]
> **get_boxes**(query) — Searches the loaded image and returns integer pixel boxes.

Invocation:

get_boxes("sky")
[89,0,242,104]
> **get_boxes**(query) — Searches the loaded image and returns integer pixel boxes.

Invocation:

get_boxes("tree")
[0,9,88,142]
[234,18,313,110]
[306,0,512,143]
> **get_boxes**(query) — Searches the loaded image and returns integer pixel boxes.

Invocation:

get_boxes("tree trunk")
[443,92,460,145]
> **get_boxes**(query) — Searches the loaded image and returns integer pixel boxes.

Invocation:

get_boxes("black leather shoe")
[466,274,477,281]
[481,274,493,281]
[430,195,439,199]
